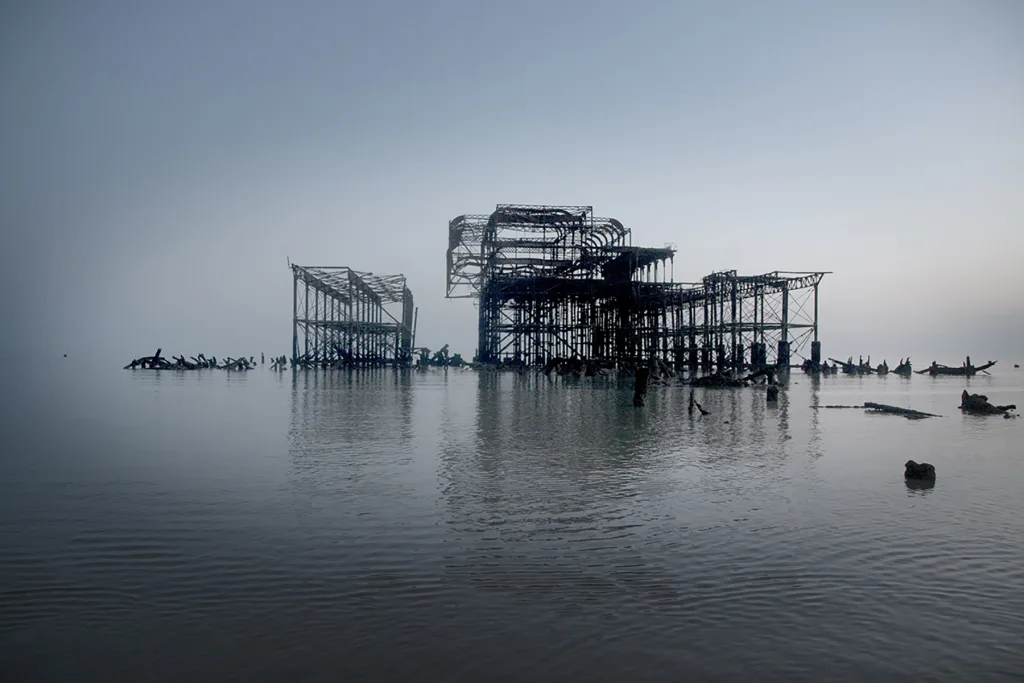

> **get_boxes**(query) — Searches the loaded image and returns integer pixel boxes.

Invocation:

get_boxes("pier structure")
[291,264,416,367]
[676,270,826,371]
[446,205,679,365]
[446,204,827,370]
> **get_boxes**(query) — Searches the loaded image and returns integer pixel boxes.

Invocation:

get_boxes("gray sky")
[3,0,1022,363]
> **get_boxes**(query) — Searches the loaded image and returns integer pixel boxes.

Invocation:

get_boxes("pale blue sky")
[2,0,1022,363]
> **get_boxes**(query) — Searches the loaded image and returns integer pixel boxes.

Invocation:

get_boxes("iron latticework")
[447,205,678,365]
[446,204,827,370]
[291,265,415,367]
[676,270,827,369]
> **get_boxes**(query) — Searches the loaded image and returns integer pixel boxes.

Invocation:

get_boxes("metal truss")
[447,204,678,365]
[675,270,828,369]
[446,204,828,370]
[291,265,416,367]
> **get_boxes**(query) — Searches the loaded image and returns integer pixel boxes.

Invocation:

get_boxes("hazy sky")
[3,1,1022,364]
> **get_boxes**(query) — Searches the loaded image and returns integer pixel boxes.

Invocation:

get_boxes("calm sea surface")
[2,363,1023,682]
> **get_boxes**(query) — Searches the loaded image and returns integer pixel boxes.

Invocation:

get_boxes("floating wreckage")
[959,390,1016,416]
[816,355,1006,378]
[828,356,866,374]
[538,356,616,378]
[686,366,778,388]
[800,358,838,374]
[863,402,939,419]
[892,358,913,376]
[123,348,257,371]
[815,391,1020,420]
[916,357,997,376]
[415,344,466,368]
[819,356,892,376]
[814,402,940,420]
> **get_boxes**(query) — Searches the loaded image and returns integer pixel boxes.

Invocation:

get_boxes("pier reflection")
[438,374,816,519]
[287,369,415,503]
[437,372,685,616]
[807,374,823,460]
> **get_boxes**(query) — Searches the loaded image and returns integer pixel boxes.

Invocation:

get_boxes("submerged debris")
[828,356,879,375]
[688,372,746,387]
[687,389,709,416]
[415,345,465,368]
[686,366,778,388]
[863,402,939,419]
[813,402,939,419]
[801,358,838,374]
[959,390,1016,416]
[123,348,256,371]
[916,357,997,376]
[893,358,913,376]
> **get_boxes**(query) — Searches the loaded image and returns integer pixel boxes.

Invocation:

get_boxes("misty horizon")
[2,1,1022,363]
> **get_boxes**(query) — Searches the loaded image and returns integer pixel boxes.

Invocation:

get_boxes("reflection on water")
[807,374,824,460]
[0,366,1022,682]
[905,478,937,494]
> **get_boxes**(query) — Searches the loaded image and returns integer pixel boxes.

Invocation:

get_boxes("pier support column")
[291,268,298,364]
[751,342,767,369]
[811,341,821,366]
[777,340,790,369]
[734,343,744,370]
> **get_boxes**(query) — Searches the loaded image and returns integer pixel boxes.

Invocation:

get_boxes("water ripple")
[1,369,1022,681]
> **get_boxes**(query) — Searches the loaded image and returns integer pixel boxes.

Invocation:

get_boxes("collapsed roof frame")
[291,265,416,367]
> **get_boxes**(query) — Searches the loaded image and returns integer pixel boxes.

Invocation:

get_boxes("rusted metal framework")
[446,204,828,370]
[676,270,827,370]
[446,204,678,365]
[291,265,416,367]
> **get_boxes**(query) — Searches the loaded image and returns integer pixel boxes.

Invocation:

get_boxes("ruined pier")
[290,264,416,368]
[445,204,828,371]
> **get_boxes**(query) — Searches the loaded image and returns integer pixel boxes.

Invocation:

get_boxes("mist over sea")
[1,363,1022,682]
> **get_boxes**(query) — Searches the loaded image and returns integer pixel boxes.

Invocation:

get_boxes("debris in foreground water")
[812,402,940,419]
[959,390,1016,416]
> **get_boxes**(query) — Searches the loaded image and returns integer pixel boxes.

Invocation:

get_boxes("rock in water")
[904,460,936,480]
